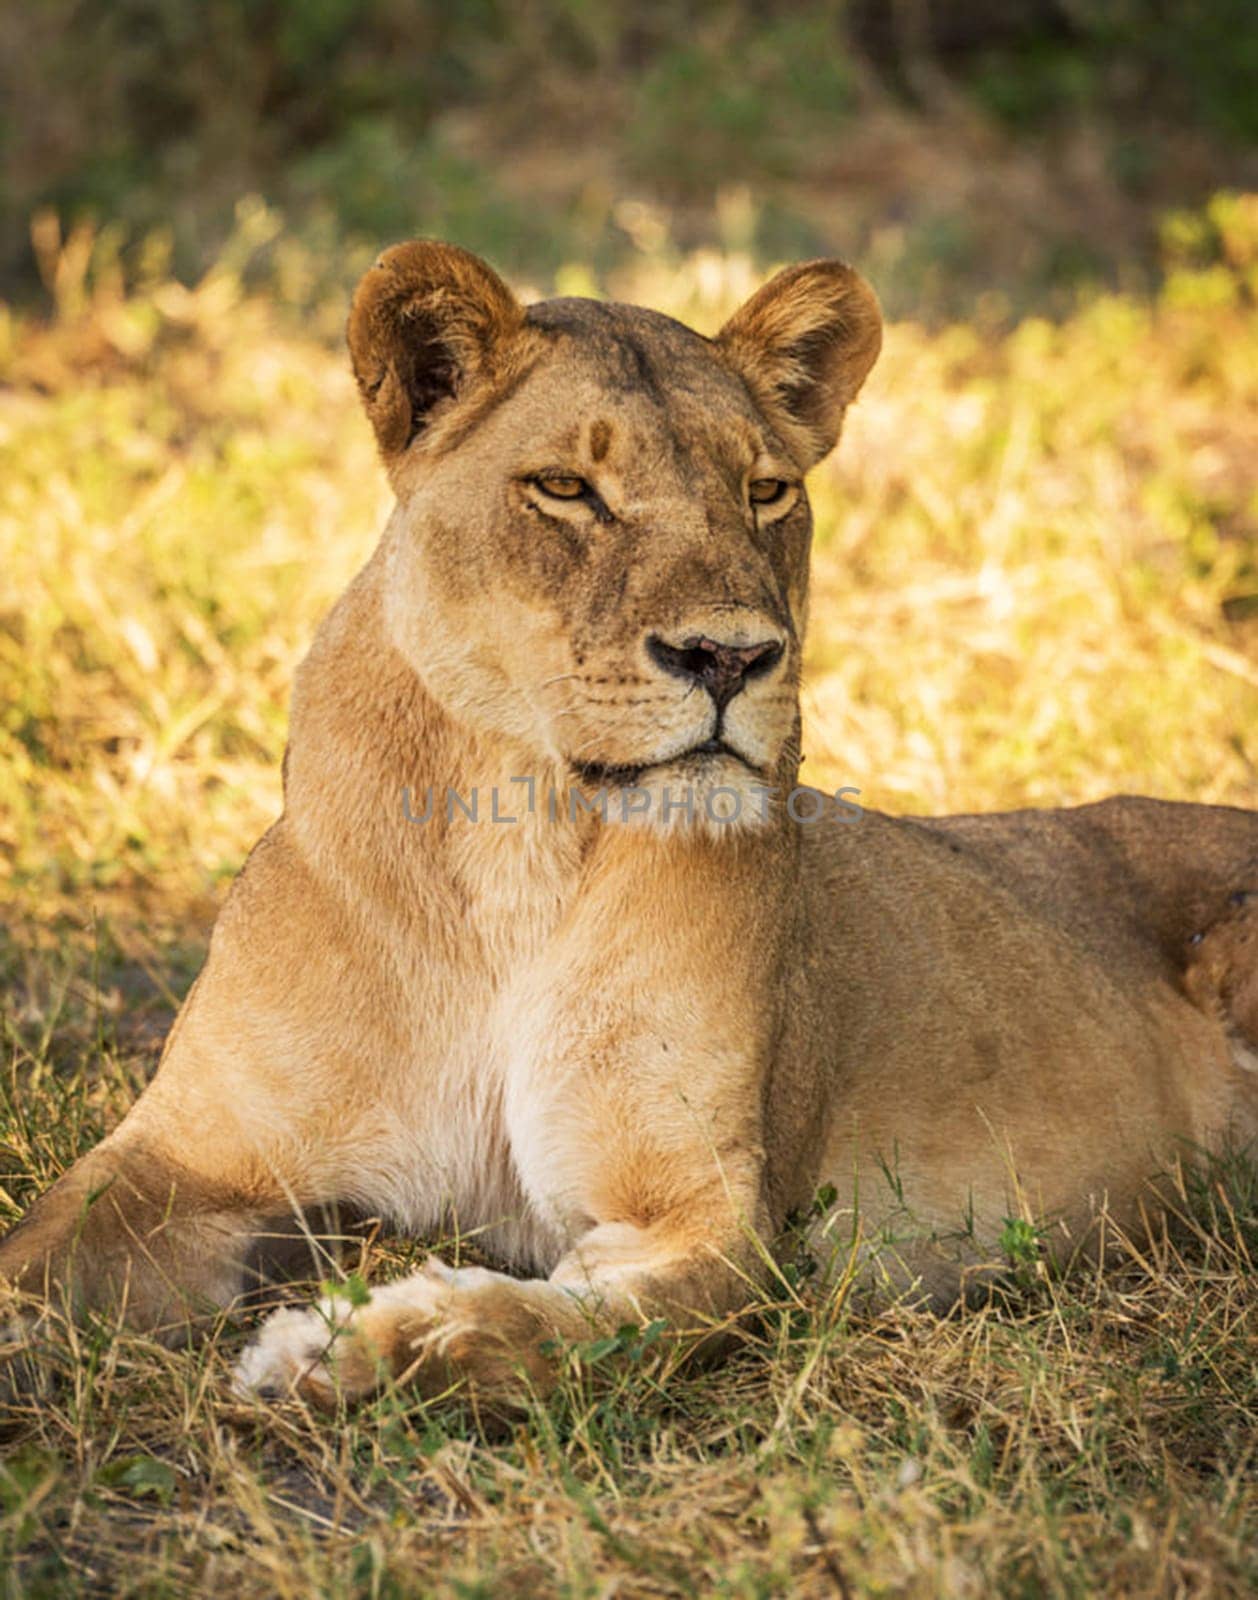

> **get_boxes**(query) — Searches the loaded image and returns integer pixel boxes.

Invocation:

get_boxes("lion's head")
[347,241,881,829]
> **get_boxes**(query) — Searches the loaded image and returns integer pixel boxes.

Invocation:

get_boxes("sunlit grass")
[1,208,1256,1594]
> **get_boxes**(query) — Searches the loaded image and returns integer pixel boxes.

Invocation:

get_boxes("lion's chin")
[571,749,775,837]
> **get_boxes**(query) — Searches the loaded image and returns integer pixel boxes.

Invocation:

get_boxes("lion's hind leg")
[1185,889,1258,1069]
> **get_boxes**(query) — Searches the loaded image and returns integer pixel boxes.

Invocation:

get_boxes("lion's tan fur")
[3,243,1255,1406]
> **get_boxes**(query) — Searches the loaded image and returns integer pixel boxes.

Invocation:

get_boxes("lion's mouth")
[572,739,760,788]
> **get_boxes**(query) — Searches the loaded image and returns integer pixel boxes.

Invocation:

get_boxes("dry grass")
[1,207,1256,1595]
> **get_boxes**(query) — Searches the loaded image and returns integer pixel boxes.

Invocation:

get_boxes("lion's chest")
[348,810,590,1273]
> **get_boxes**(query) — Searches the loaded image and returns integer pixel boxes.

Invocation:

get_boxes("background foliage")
[3,0,1257,314]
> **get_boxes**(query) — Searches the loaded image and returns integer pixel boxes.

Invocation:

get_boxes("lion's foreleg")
[0,1129,271,1336]
[236,829,790,1410]
[239,984,776,1404]
[234,1208,762,1410]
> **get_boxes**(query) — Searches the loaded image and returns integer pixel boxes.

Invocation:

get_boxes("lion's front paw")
[233,1305,345,1406]
[232,1264,458,1409]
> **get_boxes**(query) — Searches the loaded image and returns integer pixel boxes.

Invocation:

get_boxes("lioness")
[3,243,1255,1409]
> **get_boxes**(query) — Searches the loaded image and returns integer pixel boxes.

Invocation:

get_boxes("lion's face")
[385,304,813,824]
[348,243,882,828]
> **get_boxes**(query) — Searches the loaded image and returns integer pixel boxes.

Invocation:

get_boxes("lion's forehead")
[520,297,769,453]
[523,296,712,369]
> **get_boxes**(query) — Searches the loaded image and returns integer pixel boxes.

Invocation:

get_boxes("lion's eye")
[749,479,790,506]
[534,475,588,500]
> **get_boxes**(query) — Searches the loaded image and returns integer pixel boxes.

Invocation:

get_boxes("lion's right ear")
[347,241,523,464]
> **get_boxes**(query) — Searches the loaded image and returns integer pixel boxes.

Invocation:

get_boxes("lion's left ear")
[717,260,882,470]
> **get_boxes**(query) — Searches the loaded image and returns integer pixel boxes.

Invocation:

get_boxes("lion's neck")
[282,550,596,962]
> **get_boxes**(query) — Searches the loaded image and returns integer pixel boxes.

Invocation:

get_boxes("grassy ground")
[1,208,1256,1594]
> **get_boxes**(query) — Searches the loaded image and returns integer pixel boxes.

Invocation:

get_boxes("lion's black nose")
[646,633,784,708]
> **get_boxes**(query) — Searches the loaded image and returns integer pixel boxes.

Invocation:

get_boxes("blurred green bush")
[1,1,1255,301]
